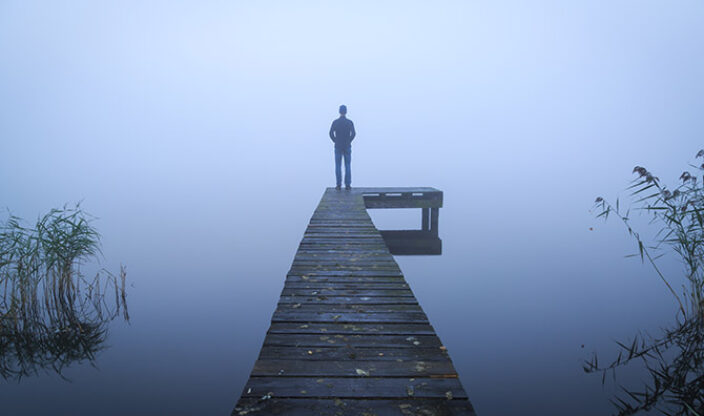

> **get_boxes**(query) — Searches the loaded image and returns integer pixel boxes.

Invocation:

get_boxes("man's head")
[339,105,347,115]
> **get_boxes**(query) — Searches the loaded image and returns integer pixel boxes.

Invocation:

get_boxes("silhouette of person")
[329,105,356,190]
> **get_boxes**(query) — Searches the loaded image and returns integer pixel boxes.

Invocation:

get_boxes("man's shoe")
[335,185,341,190]
[345,185,351,190]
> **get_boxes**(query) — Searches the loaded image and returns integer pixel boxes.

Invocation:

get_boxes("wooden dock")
[234,187,476,416]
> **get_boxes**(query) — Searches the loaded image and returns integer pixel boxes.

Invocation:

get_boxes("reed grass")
[0,205,128,380]
[587,150,704,415]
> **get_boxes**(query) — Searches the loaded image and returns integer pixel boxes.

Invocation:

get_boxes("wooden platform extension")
[234,187,476,416]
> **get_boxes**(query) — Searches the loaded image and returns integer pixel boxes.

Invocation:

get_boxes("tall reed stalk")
[586,150,704,415]
[0,206,128,380]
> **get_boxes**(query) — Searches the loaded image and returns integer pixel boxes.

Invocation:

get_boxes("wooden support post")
[430,207,439,237]
[422,208,430,231]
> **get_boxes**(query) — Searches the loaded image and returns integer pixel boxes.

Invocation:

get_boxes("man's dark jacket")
[329,117,356,148]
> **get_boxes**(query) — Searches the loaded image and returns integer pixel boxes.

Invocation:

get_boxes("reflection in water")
[0,207,128,381]
[380,230,442,255]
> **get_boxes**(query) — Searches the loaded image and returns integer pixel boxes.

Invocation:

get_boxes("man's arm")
[349,121,356,142]
[329,121,336,142]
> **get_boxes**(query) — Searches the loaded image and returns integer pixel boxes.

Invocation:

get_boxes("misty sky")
[3,1,702,204]
[1,2,703,415]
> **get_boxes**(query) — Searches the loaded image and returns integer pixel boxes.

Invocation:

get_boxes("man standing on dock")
[329,104,356,190]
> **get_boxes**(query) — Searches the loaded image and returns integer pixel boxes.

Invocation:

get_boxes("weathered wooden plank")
[290,263,400,269]
[267,322,435,335]
[302,236,384,239]
[275,304,423,313]
[288,266,401,273]
[282,282,410,289]
[290,258,396,262]
[292,252,393,259]
[298,238,387,243]
[251,359,457,377]
[262,334,439,348]
[305,223,376,226]
[291,259,399,265]
[258,346,450,361]
[271,312,429,324]
[286,275,405,283]
[291,262,396,267]
[295,248,391,253]
[280,290,414,299]
[287,270,403,277]
[301,232,380,235]
[295,245,390,249]
[356,186,441,193]
[299,239,388,245]
[240,376,467,399]
[364,199,442,209]
[279,296,419,305]
[234,398,476,416]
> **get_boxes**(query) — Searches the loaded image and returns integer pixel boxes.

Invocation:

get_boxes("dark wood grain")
[233,187,475,415]
[258,346,451,361]
[252,359,458,377]
[234,398,475,416]
[266,322,436,335]
[241,376,467,399]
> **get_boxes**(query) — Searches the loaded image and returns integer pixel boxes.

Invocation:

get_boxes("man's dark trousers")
[335,145,351,187]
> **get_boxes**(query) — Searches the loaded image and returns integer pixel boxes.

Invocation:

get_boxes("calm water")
[0,177,687,416]
[2,2,703,415]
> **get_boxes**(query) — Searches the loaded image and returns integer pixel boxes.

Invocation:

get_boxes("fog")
[1,1,703,415]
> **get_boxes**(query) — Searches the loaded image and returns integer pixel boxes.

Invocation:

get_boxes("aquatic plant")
[586,150,704,415]
[0,205,128,380]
